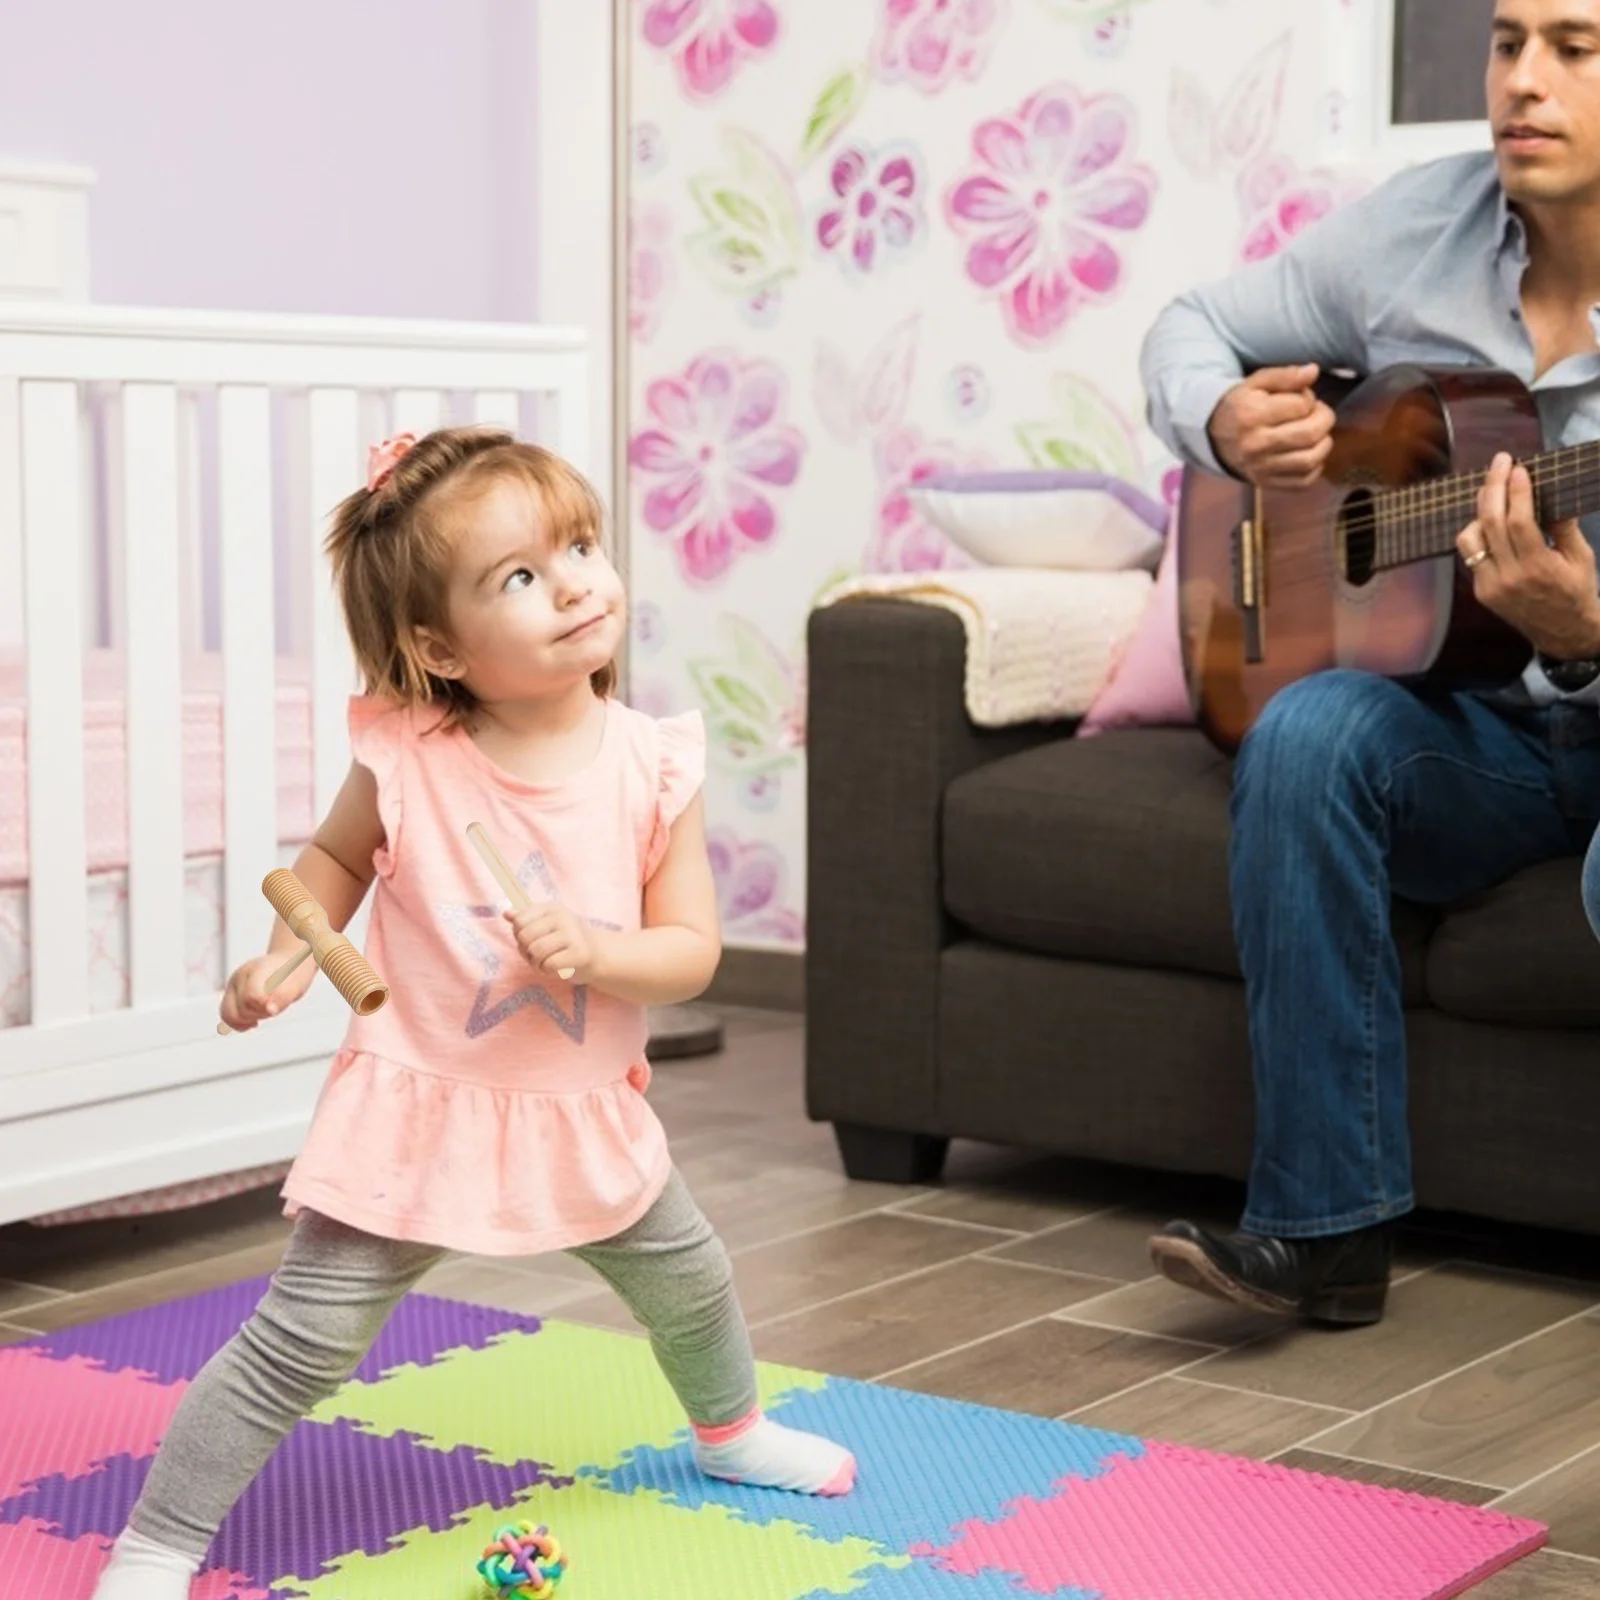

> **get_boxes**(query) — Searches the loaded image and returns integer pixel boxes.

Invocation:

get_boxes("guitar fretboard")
[1373,440,1600,570]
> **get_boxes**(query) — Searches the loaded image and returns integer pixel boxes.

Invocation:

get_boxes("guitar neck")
[1375,438,1600,570]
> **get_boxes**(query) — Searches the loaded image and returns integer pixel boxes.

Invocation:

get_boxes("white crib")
[0,302,588,1225]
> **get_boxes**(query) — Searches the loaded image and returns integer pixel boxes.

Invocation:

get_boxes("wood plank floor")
[4,1006,1599,1595]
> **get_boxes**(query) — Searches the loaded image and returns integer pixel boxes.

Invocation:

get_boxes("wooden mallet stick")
[467,821,575,979]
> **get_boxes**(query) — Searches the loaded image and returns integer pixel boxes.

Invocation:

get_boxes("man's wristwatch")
[1537,651,1600,693]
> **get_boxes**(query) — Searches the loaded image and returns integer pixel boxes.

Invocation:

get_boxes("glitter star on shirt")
[438,849,590,1042]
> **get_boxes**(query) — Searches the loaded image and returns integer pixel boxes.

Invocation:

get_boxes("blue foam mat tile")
[585,1375,1142,1551]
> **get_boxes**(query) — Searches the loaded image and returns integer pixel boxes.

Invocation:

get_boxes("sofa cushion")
[942,727,1436,1002]
[1428,857,1600,1025]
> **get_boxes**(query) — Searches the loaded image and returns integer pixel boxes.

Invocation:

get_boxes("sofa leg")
[833,1123,950,1184]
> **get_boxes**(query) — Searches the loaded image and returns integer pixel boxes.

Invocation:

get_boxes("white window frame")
[534,0,623,521]
[1323,0,1492,173]
[534,0,633,676]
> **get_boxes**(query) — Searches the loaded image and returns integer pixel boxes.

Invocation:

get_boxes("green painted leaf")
[684,228,771,289]
[711,186,768,235]
[1016,429,1100,473]
[711,716,771,762]
[709,670,770,725]
[725,617,794,711]
[690,663,786,747]
[1015,373,1142,480]
[799,65,867,164]
[685,131,802,294]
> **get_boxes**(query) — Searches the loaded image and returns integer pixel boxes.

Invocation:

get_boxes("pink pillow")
[1078,505,1195,737]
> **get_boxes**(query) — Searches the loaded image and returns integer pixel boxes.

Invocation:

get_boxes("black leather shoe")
[1148,1219,1392,1326]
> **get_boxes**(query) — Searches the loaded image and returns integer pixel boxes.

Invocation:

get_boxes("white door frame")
[534,0,631,644]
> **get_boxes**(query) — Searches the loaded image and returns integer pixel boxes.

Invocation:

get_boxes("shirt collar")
[1494,174,1600,338]
[1495,181,1528,262]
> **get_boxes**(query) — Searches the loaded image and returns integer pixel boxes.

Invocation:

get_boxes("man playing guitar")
[1141,0,1600,1324]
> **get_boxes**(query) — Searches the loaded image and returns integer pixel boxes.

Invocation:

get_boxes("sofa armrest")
[804,598,1070,1138]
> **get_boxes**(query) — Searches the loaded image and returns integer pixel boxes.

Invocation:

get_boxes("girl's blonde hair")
[324,426,617,727]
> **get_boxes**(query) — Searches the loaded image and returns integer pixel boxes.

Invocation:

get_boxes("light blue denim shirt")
[1139,148,1600,707]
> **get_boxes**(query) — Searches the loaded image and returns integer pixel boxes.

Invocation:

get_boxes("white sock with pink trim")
[691,1407,857,1496]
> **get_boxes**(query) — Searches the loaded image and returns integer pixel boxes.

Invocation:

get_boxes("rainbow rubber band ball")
[476,1520,566,1598]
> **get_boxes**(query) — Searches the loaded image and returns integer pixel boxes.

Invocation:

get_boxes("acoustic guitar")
[1177,362,1599,753]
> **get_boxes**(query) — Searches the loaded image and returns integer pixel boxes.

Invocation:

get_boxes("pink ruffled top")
[280,694,704,1256]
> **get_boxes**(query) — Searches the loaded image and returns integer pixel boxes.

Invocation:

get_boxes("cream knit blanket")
[816,567,1154,728]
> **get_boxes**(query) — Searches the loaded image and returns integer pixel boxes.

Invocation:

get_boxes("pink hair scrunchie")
[366,432,417,492]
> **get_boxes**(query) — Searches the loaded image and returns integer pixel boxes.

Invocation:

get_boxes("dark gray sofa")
[804,598,1600,1238]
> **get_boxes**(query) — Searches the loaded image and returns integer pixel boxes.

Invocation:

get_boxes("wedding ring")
[1464,548,1489,569]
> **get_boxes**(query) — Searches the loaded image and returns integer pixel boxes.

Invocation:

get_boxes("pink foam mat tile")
[915,1441,1547,1600]
[0,1347,185,1501]
[0,1519,113,1600]
[0,1520,270,1600]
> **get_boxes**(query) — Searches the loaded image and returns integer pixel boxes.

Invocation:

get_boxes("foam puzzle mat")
[0,1276,1547,1599]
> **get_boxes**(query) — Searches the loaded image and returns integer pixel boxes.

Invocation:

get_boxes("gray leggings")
[130,1169,756,1560]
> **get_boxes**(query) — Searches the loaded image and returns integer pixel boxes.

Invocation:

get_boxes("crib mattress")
[0,648,318,888]
[0,649,318,1220]
[0,844,302,1028]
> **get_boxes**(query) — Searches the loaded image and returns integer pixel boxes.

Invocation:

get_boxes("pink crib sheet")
[0,648,318,888]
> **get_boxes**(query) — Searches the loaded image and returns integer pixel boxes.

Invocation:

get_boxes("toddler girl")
[94,427,855,1599]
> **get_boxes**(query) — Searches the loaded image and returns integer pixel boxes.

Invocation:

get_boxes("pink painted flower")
[630,351,806,586]
[867,425,988,572]
[640,0,780,102]
[708,829,805,943]
[1237,155,1340,264]
[629,207,675,343]
[945,83,1156,347]
[815,142,926,276]
[873,0,1005,95]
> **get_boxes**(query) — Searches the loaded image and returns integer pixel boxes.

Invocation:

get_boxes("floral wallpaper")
[626,0,1352,950]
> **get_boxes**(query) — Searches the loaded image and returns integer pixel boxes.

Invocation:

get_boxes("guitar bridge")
[1231,501,1266,664]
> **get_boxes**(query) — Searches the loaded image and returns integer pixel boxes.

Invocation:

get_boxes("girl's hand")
[506,904,599,984]
[219,949,316,1032]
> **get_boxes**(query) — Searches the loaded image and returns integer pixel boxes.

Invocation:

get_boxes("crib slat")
[21,380,90,1025]
[218,386,277,974]
[473,390,519,430]
[392,388,443,437]
[175,393,206,655]
[122,384,187,1007]
[308,387,360,820]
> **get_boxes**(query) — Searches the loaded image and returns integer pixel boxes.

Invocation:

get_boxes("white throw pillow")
[909,469,1169,571]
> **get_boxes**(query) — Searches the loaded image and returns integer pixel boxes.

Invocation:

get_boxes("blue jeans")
[1231,669,1600,1238]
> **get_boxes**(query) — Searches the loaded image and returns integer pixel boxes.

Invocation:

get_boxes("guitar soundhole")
[1338,488,1378,587]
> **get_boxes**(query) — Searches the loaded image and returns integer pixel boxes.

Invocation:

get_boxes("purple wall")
[0,0,538,321]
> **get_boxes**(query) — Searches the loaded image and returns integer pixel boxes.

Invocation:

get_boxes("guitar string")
[1235,452,1600,576]
[1250,456,1599,539]
[1383,452,1597,525]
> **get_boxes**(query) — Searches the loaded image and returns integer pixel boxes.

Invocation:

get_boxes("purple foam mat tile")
[1,1420,569,1593]
[33,1277,275,1384]
[353,1289,543,1383]
[212,1422,568,1585]
[29,1279,541,1387]
[0,1451,149,1539]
